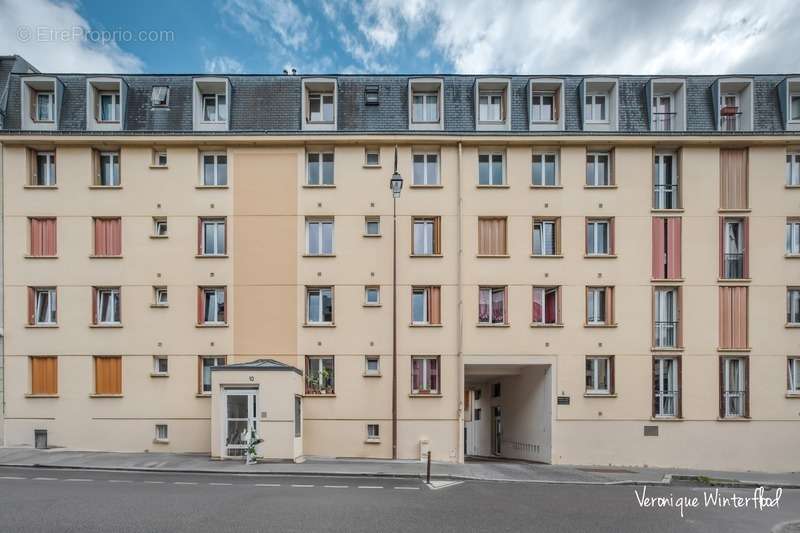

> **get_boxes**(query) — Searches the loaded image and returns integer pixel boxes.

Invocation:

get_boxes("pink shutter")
[666,217,682,279]
[30,218,43,256]
[734,287,748,349]
[94,219,106,255]
[412,358,421,391]
[652,217,665,279]
[545,289,556,323]
[430,358,439,392]
[109,218,121,256]
[197,218,203,255]
[742,217,750,278]
[44,218,57,256]
[719,288,729,348]
[677,287,683,348]
[532,289,542,323]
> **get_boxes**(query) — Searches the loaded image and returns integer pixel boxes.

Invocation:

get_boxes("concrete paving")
[1,447,799,488]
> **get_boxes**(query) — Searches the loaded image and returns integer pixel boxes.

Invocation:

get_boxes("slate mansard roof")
[2,71,799,135]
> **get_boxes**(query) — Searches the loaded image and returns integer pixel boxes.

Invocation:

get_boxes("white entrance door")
[223,388,258,458]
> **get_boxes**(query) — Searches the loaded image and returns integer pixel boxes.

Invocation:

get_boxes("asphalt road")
[0,467,797,533]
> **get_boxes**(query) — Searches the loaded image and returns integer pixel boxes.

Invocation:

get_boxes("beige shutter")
[720,149,748,209]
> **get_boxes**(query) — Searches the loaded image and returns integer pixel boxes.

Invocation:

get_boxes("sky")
[0,0,799,75]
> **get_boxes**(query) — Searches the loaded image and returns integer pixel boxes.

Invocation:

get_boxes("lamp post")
[389,146,403,460]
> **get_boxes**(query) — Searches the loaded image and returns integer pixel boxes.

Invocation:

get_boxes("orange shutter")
[433,217,441,255]
[428,286,441,325]
[31,357,58,395]
[478,217,507,255]
[95,356,122,395]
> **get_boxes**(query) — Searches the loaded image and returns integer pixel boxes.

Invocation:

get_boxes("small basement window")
[154,424,168,442]
[366,424,380,441]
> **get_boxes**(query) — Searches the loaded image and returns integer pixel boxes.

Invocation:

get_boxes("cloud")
[220,0,314,50]
[0,0,144,72]
[205,55,245,74]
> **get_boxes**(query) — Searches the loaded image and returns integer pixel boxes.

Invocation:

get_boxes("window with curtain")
[306,219,334,255]
[531,93,555,122]
[721,357,748,418]
[412,153,439,185]
[306,287,333,324]
[412,92,438,123]
[586,286,613,326]
[586,219,612,255]
[412,286,441,325]
[653,152,679,209]
[478,287,506,325]
[30,287,57,325]
[201,218,226,256]
[307,151,334,185]
[787,152,800,186]
[96,151,120,186]
[93,218,122,256]
[787,219,800,255]
[653,357,679,417]
[532,152,558,186]
[200,287,226,324]
[721,217,747,279]
[412,217,440,255]
[532,287,560,325]
[788,288,800,325]
[788,358,800,394]
[202,93,227,122]
[478,152,505,185]
[585,356,612,394]
[586,152,611,186]
[307,93,334,123]
[411,356,440,394]
[201,152,228,186]
[199,356,226,393]
[95,287,121,325]
[532,218,559,256]
[654,287,680,348]
[29,217,57,257]
[32,151,56,186]
[478,217,507,255]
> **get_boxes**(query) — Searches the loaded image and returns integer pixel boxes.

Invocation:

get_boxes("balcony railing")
[654,321,678,348]
[719,106,741,131]
[723,390,747,417]
[651,112,676,132]
[723,253,744,279]
[653,184,679,209]
[654,390,680,417]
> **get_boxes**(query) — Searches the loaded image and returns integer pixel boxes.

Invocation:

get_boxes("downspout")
[456,141,464,463]
[0,141,4,447]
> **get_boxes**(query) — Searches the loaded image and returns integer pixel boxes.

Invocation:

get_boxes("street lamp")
[390,145,403,460]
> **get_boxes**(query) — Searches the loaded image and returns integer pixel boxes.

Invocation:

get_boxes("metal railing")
[654,321,678,347]
[654,390,680,417]
[719,107,742,131]
[653,184,679,209]
[723,390,747,417]
[723,253,744,279]
[651,112,677,132]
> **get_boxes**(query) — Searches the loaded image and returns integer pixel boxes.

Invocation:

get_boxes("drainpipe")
[456,141,464,463]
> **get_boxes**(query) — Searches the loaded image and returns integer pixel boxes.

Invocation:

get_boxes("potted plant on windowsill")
[306,368,333,395]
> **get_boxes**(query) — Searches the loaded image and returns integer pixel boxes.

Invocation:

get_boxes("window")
[412,92,438,123]
[719,94,740,131]
[29,217,57,256]
[365,148,380,167]
[586,218,613,256]
[93,218,122,256]
[787,219,800,255]
[788,288,800,325]
[652,217,682,279]
[98,92,120,122]
[365,356,380,375]
[586,287,613,326]
[152,149,168,167]
[364,85,379,105]
[792,95,800,121]
[199,287,226,325]
[153,217,168,237]
[154,287,168,307]
[492,383,501,398]
[306,219,333,255]
[474,408,481,420]
[651,95,674,131]
[585,94,607,122]
[720,357,748,418]
[531,93,555,122]
[306,287,333,324]
[654,152,679,209]
[411,356,440,394]
[585,356,613,394]
[474,389,482,401]
[307,93,334,123]
[202,93,227,123]
[153,356,168,375]
[200,218,227,256]
[653,287,680,348]
[788,358,800,393]
[653,357,680,417]
[199,356,226,394]
[720,149,748,209]
[719,286,748,350]
[721,217,747,279]
[31,151,56,186]
[532,218,560,256]
[586,152,611,186]
[366,424,380,441]
[151,86,169,107]
[479,93,503,122]
[94,356,122,395]
[29,287,57,325]
[201,152,227,186]
[30,356,57,395]
[94,288,121,325]
[155,424,168,442]
[478,217,507,256]
[365,286,380,306]
[532,152,558,186]
[294,396,302,437]
[412,217,441,255]
[96,151,120,186]
[412,153,439,185]
[532,287,560,325]
[365,217,381,236]
[787,152,800,186]
[306,356,334,394]
[478,152,505,186]
[478,287,507,325]
[35,92,55,122]
[412,286,441,325]
[307,151,334,185]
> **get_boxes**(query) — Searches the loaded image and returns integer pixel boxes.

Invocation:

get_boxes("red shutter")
[609,218,616,254]
[412,358,421,391]
[197,287,205,324]
[94,218,106,255]
[718,217,725,278]
[666,217,682,279]
[605,287,614,325]
[532,288,542,323]
[110,218,121,256]
[609,356,615,394]
[91,287,97,324]
[742,217,750,278]
[545,289,556,323]
[430,358,439,393]
[652,217,666,279]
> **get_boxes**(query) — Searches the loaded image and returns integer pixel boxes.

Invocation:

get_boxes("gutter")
[456,141,464,463]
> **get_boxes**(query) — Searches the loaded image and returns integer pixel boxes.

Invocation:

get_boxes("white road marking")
[143,481,165,484]
[0,476,26,480]
[323,485,348,488]
[208,482,232,486]
[358,485,383,489]
[64,478,92,482]
[173,482,198,485]
[291,484,314,488]
[394,486,420,490]
[426,480,463,490]
[33,477,57,481]
[254,483,281,487]
[108,480,132,483]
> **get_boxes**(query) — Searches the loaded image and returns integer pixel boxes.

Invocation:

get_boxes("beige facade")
[2,134,799,471]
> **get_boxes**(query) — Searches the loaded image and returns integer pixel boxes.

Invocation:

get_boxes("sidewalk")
[1,447,798,488]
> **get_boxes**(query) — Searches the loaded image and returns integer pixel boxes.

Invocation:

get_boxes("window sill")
[651,278,684,283]
[88,185,123,190]
[409,393,442,398]
[650,346,684,352]
[584,323,617,328]
[650,416,683,422]
[716,416,751,422]
[302,254,336,258]
[410,184,443,189]
[476,254,510,258]
[583,393,617,398]
[583,185,617,189]
[153,439,170,444]
[476,323,510,328]
[785,392,800,399]
[149,304,169,309]
[150,373,169,378]
[785,254,800,259]
[195,393,211,398]
[365,439,381,444]
[786,184,800,189]
[363,303,382,308]
[717,347,751,352]
[651,208,684,213]
[148,165,169,170]
[785,323,800,329]
[584,254,617,259]
[196,185,229,190]
[24,255,58,259]
[530,254,564,259]
[410,323,442,328]
[529,323,564,328]
[718,208,751,213]
[25,324,58,328]
[150,235,169,239]
[363,233,382,238]
[530,185,563,189]
[25,394,59,398]
[23,185,58,190]
[89,255,123,259]
[304,393,336,398]
[409,254,443,258]
[195,254,229,259]
[195,323,229,328]
[363,373,382,378]
[303,323,335,328]
[476,184,510,189]
[717,278,751,283]
[89,394,123,398]
[363,164,382,169]
[302,184,336,189]
[89,324,122,328]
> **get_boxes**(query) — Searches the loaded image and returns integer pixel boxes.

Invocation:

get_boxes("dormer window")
[479,93,502,122]
[585,94,607,122]
[649,79,686,132]
[409,78,443,131]
[21,77,61,131]
[302,78,337,131]
[203,93,227,123]
[151,86,169,107]
[98,92,120,122]
[581,79,618,131]
[193,78,230,131]
[35,92,54,122]
[531,93,554,122]
[529,79,564,131]
[720,93,740,131]
[715,78,753,132]
[308,92,334,123]
[86,78,126,131]
[652,95,673,130]
[475,78,510,131]
[413,92,438,122]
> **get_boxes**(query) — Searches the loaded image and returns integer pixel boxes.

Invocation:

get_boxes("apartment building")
[1,63,799,471]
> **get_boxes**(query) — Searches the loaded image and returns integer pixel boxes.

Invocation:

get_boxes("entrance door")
[492,406,502,455]
[223,388,258,457]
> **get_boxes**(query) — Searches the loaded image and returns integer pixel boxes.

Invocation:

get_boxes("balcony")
[649,79,687,132]
[651,112,676,132]
[653,321,678,348]
[719,106,742,132]
[723,253,744,279]
[654,390,680,417]
[714,78,753,131]
[653,184,679,209]
[723,390,747,417]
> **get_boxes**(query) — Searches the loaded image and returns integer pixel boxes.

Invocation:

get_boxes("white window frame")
[722,357,746,417]
[788,357,800,393]
[201,152,227,187]
[366,423,380,441]
[202,288,226,325]
[478,92,504,123]
[586,356,611,394]
[587,287,607,325]
[654,152,679,209]
[412,218,435,255]
[531,287,559,325]
[306,151,335,186]
[791,94,800,123]
[364,286,380,306]
[786,152,800,186]
[306,287,333,324]
[35,91,55,122]
[412,152,440,186]
[651,94,674,131]
[97,288,121,325]
[34,288,57,325]
[155,424,168,442]
[305,219,334,256]
[411,92,439,123]
[478,151,505,186]
[202,93,227,123]
[201,219,226,256]
[788,288,800,325]
[532,151,559,186]
[34,151,56,186]
[531,92,555,123]
[364,148,380,167]
[478,287,506,325]
[98,92,121,122]
[365,356,380,375]
[786,220,800,255]
[99,151,120,186]
[153,356,169,375]
[153,149,168,168]
[719,93,741,131]
[153,217,168,237]
[411,356,440,394]
[586,152,611,186]
[151,86,169,107]
[307,93,335,123]
[532,219,557,256]
[412,288,429,324]
[306,356,334,393]
[154,287,168,306]
[200,356,226,393]
[585,94,608,123]
[364,217,381,236]
[586,220,610,256]
[654,357,678,417]
[654,288,678,348]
